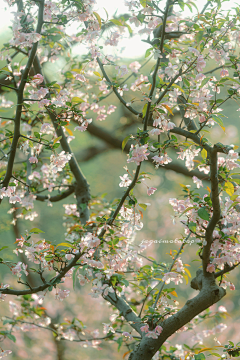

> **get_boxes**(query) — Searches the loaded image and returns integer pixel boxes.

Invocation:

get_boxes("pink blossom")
[147,187,157,196]
[155,325,163,335]
[29,156,38,164]
[50,151,72,173]
[149,128,163,136]
[140,324,149,333]
[9,195,21,204]
[78,274,86,286]
[0,350,12,359]
[230,283,235,290]
[152,153,172,168]
[89,45,101,58]
[192,176,203,189]
[116,65,129,77]
[218,306,227,313]
[206,263,215,273]
[119,174,131,187]
[55,289,70,301]
[195,73,206,83]
[189,47,200,56]
[75,74,86,82]
[162,272,183,285]
[96,114,107,121]
[146,331,158,339]
[32,74,44,85]
[127,144,150,166]
[122,332,133,340]
[165,62,178,78]
[214,323,227,333]
[105,31,121,46]
[196,55,206,72]
[11,262,28,277]
[129,16,141,27]
[199,115,206,123]
[38,98,50,108]
[220,69,229,78]
[117,84,129,96]
[129,61,141,73]
[74,124,88,131]
[37,87,49,99]
[40,123,53,134]
[107,105,117,114]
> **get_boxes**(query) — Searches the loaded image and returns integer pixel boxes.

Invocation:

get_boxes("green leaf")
[188,222,196,233]
[72,96,84,103]
[232,179,240,185]
[93,12,101,28]
[140,0,147,7]
[7,333,16,342]
[148,306,155,313]
[3,319,14,325]
[195,31,204,43]
[72,266,80,290]
[183,78,190,87]
[210,353,222,358]
[125,23,133,35]
[195,355,206,360]
[93,71,102,78]
[145,48,152,58]
[116,337,123,351]
[142,103,148,117]
[139,203,147,210]
[34,132,40,139]
[189,1,198,12]
[201,77,211,87]
[110,19,124,26]
[53,136,62,145]
[211,115,225,132]
[201,148,207,160]
[122,135,131,151]
[30,228,45,234]
[197,208,210,221]
[178,0,185,11]
[224,181,235,196]
[121,279,129,287]
[56,243,74,248]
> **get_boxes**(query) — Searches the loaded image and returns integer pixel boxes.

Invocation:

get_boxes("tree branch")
[129,273,226,360]
[86,123,208,179]
[32,55,91,224]
[0,0,45,198]
[97,57,142,118]
[202,147,221,274]
[103,292,143,335]
[35,187,74,202]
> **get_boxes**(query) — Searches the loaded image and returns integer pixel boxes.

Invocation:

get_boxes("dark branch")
[97,57,142,118]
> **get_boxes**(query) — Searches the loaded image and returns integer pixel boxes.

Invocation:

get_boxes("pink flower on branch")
[32,73,44,85]
[29,156,38,164]
[119,174,132,188]
[192,176,203,189]
[127,144,150,166]
[147,187,157,196]
[206,263,215,273]
[196,55,206,72]
[129,61,141,73]
[220,69,229,78]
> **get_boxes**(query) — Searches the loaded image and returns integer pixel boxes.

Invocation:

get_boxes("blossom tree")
[1,0,240,359]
